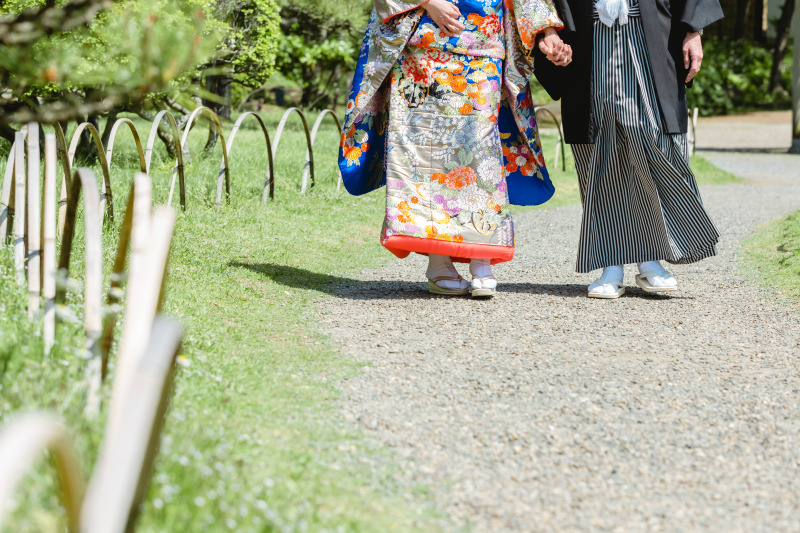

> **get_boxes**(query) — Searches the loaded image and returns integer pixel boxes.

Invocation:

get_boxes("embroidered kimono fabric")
[340,0,563,264]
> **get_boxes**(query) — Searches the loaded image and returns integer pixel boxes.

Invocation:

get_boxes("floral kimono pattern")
[340,0,563,264]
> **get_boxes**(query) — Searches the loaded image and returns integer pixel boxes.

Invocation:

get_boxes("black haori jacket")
[533,0,724,143]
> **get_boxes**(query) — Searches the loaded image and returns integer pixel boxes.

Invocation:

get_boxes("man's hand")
[423,0,464,37]
[538,28,572,66]
[683,32,703,83]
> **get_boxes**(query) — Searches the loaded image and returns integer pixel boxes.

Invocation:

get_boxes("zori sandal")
[587,277,625,299]
[635,264,678,293]
[471,275,497,298]
[428,275,469,296]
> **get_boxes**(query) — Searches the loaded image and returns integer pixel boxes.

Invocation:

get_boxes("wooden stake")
[27,123,41,318]
[13,132,26,285]
[43,134,57,353]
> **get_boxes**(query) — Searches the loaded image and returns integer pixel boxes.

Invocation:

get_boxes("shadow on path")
[229,260,605,300]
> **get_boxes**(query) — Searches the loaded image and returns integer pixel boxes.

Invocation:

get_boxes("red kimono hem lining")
[381,235,514,264]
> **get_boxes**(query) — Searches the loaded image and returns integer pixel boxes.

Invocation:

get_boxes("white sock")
[427,254,467,290]
[588,265,623,295]
[637,260,677,288]
[469,259,496,289]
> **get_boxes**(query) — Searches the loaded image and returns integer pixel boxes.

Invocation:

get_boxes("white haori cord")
[595,0,629,27]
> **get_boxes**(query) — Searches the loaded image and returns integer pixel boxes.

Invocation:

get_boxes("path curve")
[321,115,800,531]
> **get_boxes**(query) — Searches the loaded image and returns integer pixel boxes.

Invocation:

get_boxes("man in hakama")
[535,0,723,298]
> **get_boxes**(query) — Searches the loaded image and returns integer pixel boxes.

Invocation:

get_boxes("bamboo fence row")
[0,121,183,532]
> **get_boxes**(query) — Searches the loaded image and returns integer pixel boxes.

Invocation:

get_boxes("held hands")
[683,32,703,83]
[538,28,572,66]
[423,0,465,37]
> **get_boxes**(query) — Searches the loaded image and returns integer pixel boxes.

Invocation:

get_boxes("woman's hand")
[423,0,465,37]
[538,28,572,66]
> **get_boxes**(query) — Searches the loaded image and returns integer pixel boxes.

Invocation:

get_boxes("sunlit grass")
[0,109,741,532]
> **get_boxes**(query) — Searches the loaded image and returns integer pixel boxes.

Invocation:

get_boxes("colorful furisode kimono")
[339,0,564,264]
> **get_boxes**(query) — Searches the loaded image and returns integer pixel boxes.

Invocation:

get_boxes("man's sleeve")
[681,0,723,32]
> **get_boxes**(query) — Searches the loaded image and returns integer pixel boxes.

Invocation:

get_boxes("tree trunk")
[202,70,233,153]
[100,111,118,149]
[733,0,752,39]
[770,0,796,92]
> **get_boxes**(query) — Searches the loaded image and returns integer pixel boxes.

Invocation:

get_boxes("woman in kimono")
[339,0,571,297]
[534,0,723,298]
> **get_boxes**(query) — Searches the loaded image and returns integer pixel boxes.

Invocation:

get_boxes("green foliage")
[0,0,221,92]
[213,0,281,88]
[687,40,793,116]
[274,0,372,108]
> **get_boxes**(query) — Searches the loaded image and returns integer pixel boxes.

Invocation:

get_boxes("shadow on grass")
[229,260,601,300]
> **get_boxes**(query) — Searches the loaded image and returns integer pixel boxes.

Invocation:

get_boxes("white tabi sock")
[427,254,467,290]
[469,258,497,290]
[588,265,624,295]
[637,261,678,288]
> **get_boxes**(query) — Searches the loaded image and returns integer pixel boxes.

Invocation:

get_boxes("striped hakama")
[571,1,720,273]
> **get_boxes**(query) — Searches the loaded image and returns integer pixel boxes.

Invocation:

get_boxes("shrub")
[687,40,793,115]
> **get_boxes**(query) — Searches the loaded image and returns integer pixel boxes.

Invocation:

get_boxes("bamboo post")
[27,123,41,318]
[106,206,176,441]
[43,134,58,353]
[57,168,103,417]
[0,414,84,533]
[13,132,26,285]
[83,317,183,533]
[99,173,153,374]
[302,109,342,192]
[0,141,15,241]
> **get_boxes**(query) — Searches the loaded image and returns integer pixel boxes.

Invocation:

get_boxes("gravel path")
[320,117,800,532]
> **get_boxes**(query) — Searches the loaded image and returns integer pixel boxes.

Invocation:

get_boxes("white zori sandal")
[588,265,625,299]
[635,261,678,293]
[471,276,497,298]
[469,258,496,298]
[428,276,469,296]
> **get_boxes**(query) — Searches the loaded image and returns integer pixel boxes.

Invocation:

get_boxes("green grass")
[741,210,800,308]
[0,111,741,532]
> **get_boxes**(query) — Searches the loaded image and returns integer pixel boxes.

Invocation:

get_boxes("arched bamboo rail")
[220,111,275,206]
[170,106,229,208]
[105,118,147,175]
[304,109,343,191]
[100,173,153,377]
[145,110,186,211]
[0,414,84,532]
[272,107,315,193]
[53,122,73,233]
[67,123,115,224]
[57,167,104,417]
[534,106,567,171]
